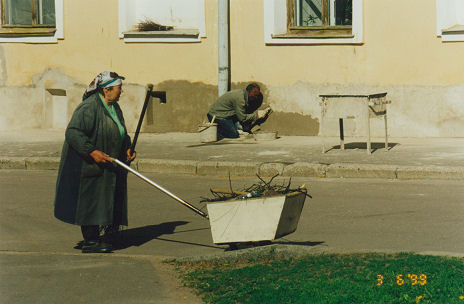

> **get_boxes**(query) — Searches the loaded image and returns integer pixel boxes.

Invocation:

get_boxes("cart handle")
[110,158,209,219]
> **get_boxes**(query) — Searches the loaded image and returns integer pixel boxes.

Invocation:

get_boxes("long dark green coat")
[54,93,131,226]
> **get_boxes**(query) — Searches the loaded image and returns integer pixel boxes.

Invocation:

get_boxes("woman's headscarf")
[82,71,125,100]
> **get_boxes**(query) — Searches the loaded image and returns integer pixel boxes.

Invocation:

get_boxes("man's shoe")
[81,241,113,253]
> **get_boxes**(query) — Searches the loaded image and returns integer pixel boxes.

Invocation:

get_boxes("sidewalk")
[1,130,463,303]
[1,129,464,180]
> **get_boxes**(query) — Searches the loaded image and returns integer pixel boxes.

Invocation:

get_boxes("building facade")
[0,0,463,137]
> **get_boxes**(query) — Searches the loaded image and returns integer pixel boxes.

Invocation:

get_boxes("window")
[1,0,56,36]
[295,0,352,26]
[119,0,206,43]
[436,0,464,42]
[280,0,353,38]
[264,0,362,44]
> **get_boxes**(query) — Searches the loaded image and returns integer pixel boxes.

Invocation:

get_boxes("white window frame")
[436,0,464,42]
[0,0,63,43]
[264,0,363,45]
[118,0,206,43]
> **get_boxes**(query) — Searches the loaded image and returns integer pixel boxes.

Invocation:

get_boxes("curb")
[326,163,397,179]
[174,244,464,263]
[1,157,463,181]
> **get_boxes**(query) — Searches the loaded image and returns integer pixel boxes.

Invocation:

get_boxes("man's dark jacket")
[54,93,131,226]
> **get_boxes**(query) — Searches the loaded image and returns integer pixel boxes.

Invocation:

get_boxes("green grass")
[175,252,464,304]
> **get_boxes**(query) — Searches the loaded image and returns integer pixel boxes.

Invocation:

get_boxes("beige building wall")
[0,0,463,137]
[233,0,464,136]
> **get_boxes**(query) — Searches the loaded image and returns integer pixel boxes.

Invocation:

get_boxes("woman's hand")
[126,149,136,162]
[89,150,111,163]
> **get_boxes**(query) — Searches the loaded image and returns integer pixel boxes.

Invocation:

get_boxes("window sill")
[273,26,353,39]
[440,24,464,42]
[442,24,464,35]
[0,27,56,37]
[122,28,200,42]
[272,33,354,39]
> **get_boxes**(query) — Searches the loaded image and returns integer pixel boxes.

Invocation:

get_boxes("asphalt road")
[1,170,463,303]
[1,170,463,255]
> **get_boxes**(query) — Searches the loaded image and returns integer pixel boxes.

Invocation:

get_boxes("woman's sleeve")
[65,102,97,157]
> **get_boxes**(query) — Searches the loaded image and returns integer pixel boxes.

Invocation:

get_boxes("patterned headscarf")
[82,71,125,100]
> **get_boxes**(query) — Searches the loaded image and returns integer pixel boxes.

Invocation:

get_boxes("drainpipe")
[218,0,230,96]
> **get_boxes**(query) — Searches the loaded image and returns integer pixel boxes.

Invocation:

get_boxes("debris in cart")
[200,174,312,203]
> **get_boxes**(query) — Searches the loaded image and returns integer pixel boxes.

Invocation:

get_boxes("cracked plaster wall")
[0,0,463,136]
[0,69,463,137]
[264,82,464,137]
[0,69,149,131]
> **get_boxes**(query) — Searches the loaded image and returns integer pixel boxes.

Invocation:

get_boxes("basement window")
[119,0,205,43]
[264,0,363,44]
[0,0,63,43]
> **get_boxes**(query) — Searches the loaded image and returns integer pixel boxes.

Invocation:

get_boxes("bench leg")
[366,105,371,155]
[384,113,388,151]
[321,100,327,153]
[339,118,345,150]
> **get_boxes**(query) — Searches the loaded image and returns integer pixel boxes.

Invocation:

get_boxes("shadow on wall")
[146,80,265,133]
[261,111,319,136]
[234,81,319,136]
[145,80,218,133]
[145,80,319,135]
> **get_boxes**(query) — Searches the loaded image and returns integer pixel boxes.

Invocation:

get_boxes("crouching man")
[207,83,271,140]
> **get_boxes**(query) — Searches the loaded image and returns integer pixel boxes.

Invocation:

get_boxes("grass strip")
[174,251,464,304]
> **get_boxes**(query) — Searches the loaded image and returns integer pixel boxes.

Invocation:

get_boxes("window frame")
[0,0,56,36]
[0,0,64,43]
[264,0,363,45]
[281,0,353,38]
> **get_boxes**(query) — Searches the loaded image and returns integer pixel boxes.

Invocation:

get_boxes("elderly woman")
[54,71,136,253]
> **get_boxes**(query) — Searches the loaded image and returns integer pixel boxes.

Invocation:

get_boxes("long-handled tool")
[129,84,153,155]
[111,158,208,219]
[129,84,167,155]
[120,84,208,219]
